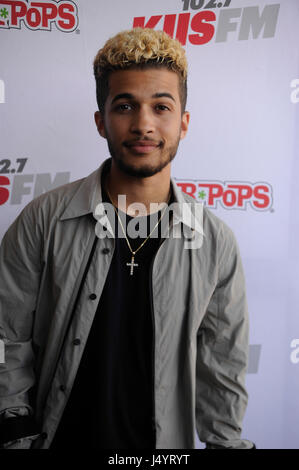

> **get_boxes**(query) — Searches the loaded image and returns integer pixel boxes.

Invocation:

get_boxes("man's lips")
[124,140,161,154]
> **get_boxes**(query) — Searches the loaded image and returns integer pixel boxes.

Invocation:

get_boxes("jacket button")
[41,432,48,440]
[102,248,110,254]
[59,385,66,392]
[89,293,97,300]
[72,338,81,345]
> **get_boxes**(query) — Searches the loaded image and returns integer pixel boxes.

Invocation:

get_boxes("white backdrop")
[1,0,299,449]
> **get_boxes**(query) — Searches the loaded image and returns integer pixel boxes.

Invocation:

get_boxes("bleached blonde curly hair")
[93,28,188,113]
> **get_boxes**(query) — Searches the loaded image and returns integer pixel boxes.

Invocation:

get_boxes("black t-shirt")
[51,176,171,449]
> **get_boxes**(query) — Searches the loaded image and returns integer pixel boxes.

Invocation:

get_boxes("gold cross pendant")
[126,255,139,276]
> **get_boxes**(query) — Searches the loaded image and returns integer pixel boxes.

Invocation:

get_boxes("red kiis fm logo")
[0,0,78,32]
[133,2,280,46]
[175,179,273,211]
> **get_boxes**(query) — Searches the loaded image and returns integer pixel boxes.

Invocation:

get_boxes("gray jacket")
[0,159,254,449]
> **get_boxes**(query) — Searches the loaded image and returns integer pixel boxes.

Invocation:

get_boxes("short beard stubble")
[105,131,181,178]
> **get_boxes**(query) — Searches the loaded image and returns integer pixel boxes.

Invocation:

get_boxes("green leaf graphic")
[0,8,9,19]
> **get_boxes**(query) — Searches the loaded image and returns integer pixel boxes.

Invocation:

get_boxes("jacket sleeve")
[0,203,42,447]
[195,224,255,449]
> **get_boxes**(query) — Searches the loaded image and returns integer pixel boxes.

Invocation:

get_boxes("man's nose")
[130,107,155,134]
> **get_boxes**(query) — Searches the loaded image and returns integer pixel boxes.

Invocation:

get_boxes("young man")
[0,28,254,449]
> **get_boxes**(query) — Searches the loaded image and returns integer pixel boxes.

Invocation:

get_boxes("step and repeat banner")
[1,0,298,449]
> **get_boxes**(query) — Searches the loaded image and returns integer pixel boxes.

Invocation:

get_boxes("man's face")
[95,68,189,178]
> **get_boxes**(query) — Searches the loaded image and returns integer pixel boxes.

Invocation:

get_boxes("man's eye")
[156,104,170,111]
[116,103,132,111]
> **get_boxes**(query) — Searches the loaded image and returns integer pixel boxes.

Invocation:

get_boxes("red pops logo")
[0,0,78,32]
[175,179,273,211]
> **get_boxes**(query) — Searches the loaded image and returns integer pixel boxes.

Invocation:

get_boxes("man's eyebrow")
[111,93,134,104]
[111,92,176,104]
[152,92,176,102]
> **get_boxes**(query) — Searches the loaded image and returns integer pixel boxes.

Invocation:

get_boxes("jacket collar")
[170,173,204,237]
[59,159,108,221]
[60,158,204,236]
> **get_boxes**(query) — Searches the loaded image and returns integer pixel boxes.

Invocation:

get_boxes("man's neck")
[104,160,172,216]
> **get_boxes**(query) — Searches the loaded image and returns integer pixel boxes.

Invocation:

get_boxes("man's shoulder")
[31,175,85,206]
[22,167,100,222]
[1,166,102,252]
[204,206,235,241]
[180,190,236,244]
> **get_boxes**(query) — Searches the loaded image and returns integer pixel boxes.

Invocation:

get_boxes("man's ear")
[94,111,106,138]
[180,111,190,141]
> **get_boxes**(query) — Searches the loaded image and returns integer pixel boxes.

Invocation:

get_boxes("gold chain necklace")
[106,187,171,276]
